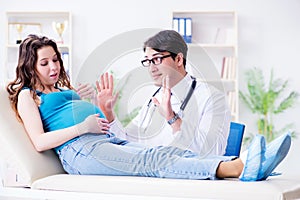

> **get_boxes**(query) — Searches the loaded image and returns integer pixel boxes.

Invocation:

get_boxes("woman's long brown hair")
[6,34,73,121]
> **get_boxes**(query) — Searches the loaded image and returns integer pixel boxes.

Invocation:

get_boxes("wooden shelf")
[4,11,72,84]
[172,10,239,121]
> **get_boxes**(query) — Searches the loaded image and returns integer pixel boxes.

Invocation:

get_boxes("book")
[173,18,179,32]
[172,17,192,43]
[184,18,192,43]
[221,56,236,79]
[179,18,185,36]
[61,52,69,74]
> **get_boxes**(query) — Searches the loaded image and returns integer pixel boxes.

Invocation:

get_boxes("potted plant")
[112,72,142,127]
[239,67,299,143]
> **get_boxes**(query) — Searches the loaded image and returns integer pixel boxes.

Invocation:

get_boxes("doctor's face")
[142,47,179,87]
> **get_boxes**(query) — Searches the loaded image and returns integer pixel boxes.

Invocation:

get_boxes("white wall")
[1,0,299,173]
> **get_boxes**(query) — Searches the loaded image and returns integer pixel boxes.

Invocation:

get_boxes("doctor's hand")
[95,72,119,122]
[152,76,182,132]
[152,76,174,121]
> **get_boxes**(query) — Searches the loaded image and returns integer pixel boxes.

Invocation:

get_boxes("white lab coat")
[110,75,231,158]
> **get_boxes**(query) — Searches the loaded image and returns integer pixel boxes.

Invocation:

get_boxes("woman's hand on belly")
[77,114,110,135]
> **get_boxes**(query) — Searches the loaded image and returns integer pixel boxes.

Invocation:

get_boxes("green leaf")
[120,106,142,127]
[239,67,299,143]
[274,91,299,114]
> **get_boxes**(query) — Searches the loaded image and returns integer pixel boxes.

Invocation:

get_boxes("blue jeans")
[56,133,234,180]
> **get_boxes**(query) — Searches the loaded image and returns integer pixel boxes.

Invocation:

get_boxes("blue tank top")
[33,88,106,152]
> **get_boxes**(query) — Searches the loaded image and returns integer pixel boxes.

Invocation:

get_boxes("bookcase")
[172,11,239,121]
[4,11,72,84]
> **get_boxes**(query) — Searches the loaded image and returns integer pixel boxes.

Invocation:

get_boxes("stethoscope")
[140,76,197,130]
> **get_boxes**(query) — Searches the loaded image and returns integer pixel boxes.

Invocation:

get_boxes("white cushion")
[31,174,300,199]
[0,86,65,187]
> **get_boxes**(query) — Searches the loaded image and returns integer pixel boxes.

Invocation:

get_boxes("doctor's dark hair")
[143,30,188,67]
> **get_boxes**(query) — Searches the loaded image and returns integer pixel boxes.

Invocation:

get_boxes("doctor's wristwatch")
[167,110,183,125]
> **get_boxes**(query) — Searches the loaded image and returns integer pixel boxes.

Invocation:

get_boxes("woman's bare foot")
[216,158,244,178]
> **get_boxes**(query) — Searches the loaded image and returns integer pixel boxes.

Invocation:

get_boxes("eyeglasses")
[141,54,172,67]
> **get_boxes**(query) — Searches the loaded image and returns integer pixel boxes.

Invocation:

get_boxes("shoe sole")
[240,135,265,181]
[257,134,291,181]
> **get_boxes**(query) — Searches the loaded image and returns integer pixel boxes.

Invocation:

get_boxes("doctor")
[97,30,231,157]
